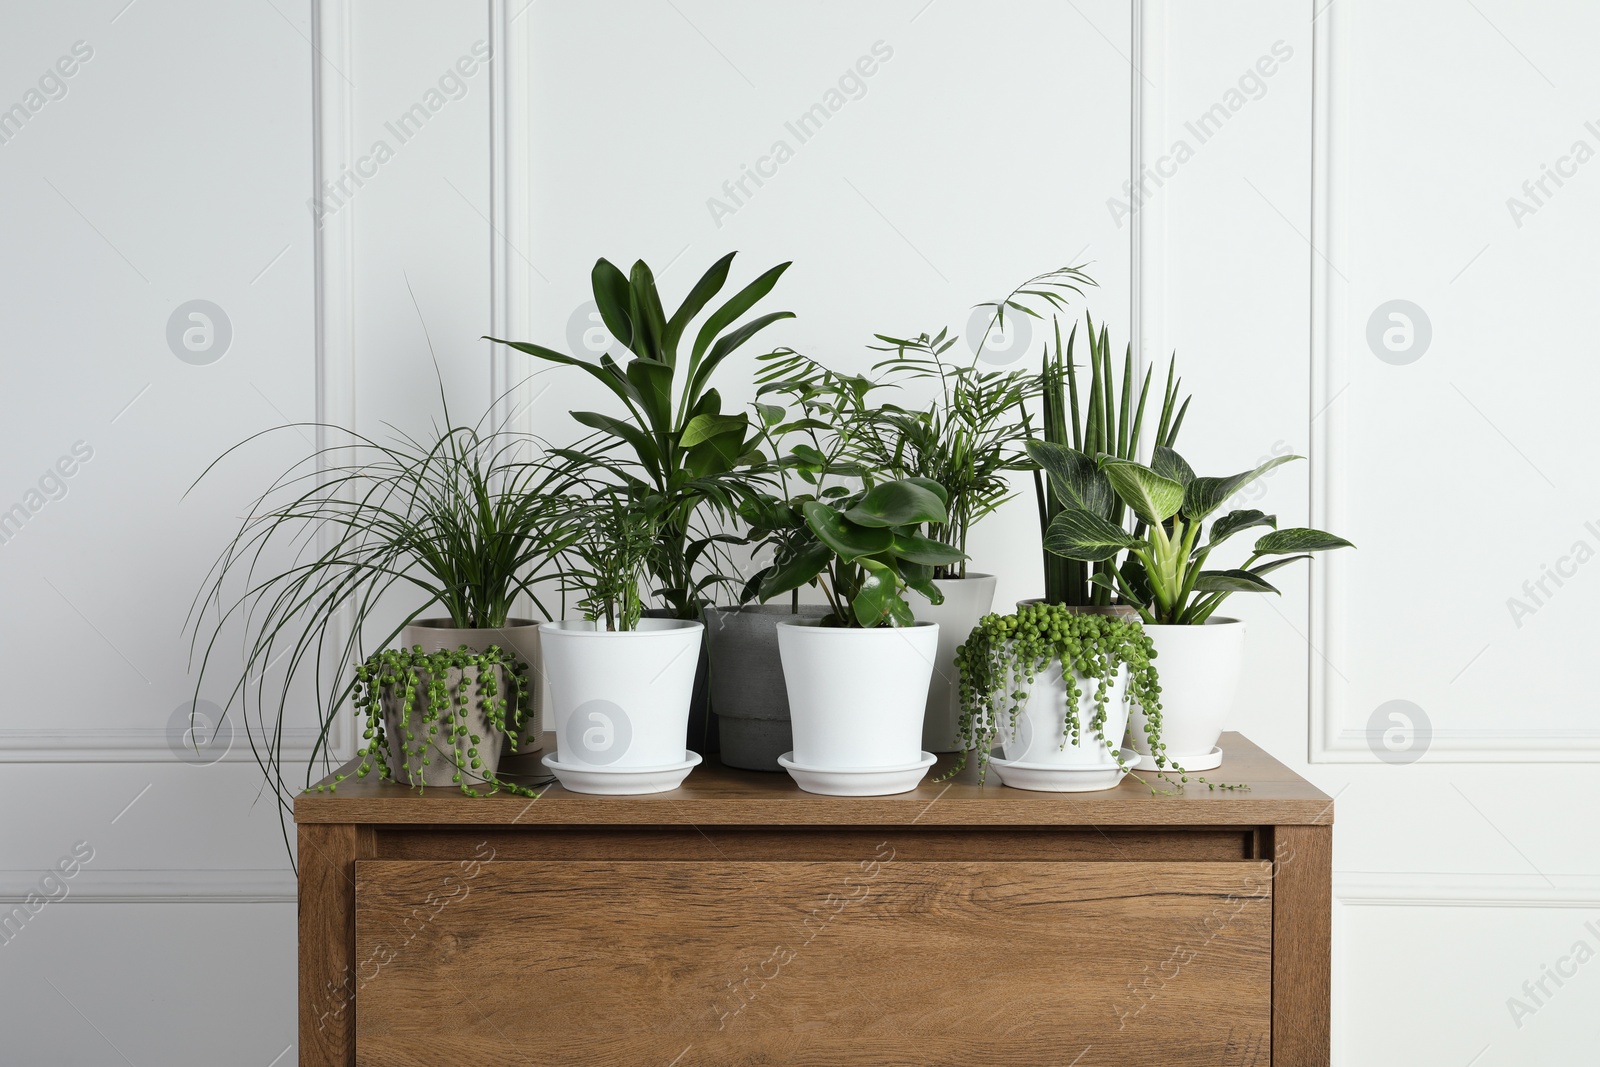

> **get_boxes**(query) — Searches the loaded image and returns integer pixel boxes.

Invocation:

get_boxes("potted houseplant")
[346,643,533,795]
[537,484,705,795]
[949,603,1165,791]
[487,252,794,757]
[1039,443,1353,769]
[701,357,882,770]
[1024,311,1188,610]
[755,472,963,796]
[188,403,573,844]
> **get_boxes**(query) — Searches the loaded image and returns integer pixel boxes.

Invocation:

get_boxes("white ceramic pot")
[403,619,544,769]
[539,619,704,769]
[776,619,938,770]
[911,573,996,753]
[1130,619,1246,768]
[996,656,1131,767]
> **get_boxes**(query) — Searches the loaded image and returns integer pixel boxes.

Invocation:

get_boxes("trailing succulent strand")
[945,603,1242,792]
[313,645,541,798]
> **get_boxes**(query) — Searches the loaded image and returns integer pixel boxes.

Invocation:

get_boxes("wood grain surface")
[1271,825,1332,1067]
[296,732,1333,828]
[352,858,1274,1066]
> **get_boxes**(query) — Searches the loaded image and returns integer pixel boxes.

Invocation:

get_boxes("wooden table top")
[295,732,1332,827]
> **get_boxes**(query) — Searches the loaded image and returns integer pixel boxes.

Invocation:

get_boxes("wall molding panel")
[1306,0,1600,763]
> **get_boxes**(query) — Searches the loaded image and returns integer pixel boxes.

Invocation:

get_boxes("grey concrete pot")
[705,603,830,771]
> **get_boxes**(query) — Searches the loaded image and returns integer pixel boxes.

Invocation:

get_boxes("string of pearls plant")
[946,603,1241,791]
[311,645,542,798]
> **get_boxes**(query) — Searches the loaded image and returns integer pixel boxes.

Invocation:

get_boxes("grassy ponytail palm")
[487,252,793,619]
[187,405,575,842]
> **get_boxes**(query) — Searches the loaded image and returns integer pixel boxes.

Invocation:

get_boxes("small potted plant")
[757,475,963,796]
[950,603,1165,791]
[537,485,705,795]
[189,401,572,835]
[347,644,534,795]
[488,252,795,757]
[1040,444,1353,770]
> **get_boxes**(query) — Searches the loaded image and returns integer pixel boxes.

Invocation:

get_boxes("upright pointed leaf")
[1254,527,1355,554]
[1192,569,1280,594]
[1098,457,1185,524]
[1204,509,1276,553]
[1151,445,1195,486]
[663,252,734,355]
[590,258,635,351]
[1044,508,1142,562]
[687,261,792,383]
[628,260,667,361]
[1182,454,1301,522]
[1026,440,1114,517]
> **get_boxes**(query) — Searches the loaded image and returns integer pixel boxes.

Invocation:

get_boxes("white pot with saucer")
[775,619,938,795]
[1129,619,1245,772]
[538,618,704,795]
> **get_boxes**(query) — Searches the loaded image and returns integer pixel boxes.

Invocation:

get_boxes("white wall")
[2,1,1595,1063]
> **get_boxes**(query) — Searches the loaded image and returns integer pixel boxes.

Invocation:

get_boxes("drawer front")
[354,856,1272,1066]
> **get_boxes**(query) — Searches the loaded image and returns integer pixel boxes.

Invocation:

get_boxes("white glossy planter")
[776,620,938,770]
[403,619,544,770]
[996,656,1131,767]
[1131,619,1246,768]
[539,619,704,769]
[911,573,996,753]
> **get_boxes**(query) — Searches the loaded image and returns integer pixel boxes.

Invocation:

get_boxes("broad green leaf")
[1044,508,1141,562]
[1088,571,1144,609]
[663,252,733,355]
[1182,454,1301,522]
[1253,527,1354,554]
[688,261,791,380]
[900,563,944,605]
[843,480,948,528]
[1250,553,1312,577]
[852,558,903,627]
[738,496,794,531]
[689,310,797,400]
[756,403,786,427]
[1208,509,1276,546]
[624,357,674,433]
[570,411,661,479]
[1151,445,1195,486]
[1192,569,1280,594]
[889,531,966,567]
[679,413,746,448]
[1098,457,1185,524]
[755,541,832,600]
[903,476,949,508]
[802,501,892,559]
[628,260,667,361]
[590,258,635,351]
[1027,440,1114,517]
